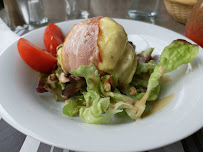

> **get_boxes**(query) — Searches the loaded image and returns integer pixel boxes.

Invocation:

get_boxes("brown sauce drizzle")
[142,94,174,118]
[160,73,171,83]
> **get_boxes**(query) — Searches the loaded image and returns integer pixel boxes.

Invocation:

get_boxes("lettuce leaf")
[63,99,79,116]
[80,91,121,124]
[134,39,199,118]
[111,73,119,87]
[136,60,156,74]
[70,63,100,93]
[132,76,148,88]
[100,81,135,104]
[131,58,158,100]
[147,84,160,101]
[131,58,156,96]
[137,48,154,63]
[69,63,121,124]
[148,40,199,94]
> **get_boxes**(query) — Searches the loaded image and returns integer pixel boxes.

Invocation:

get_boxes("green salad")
[37,39,199,124]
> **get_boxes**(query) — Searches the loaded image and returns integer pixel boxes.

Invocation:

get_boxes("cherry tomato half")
[43,23,65,55]
[18,38,57,74]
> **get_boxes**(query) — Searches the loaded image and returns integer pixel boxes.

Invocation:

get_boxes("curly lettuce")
[67,63,121,124]
[79,91,120,124]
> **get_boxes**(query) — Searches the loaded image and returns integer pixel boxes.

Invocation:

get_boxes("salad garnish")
[17,17,199,124]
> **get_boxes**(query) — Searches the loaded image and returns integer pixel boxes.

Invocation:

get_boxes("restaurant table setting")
[0,0,203,152]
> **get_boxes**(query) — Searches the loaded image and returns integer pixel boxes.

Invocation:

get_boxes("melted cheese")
[57,47,65,71]
[98,17,137,84]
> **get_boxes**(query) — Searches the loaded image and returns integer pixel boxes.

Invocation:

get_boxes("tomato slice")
[18,38,57,74]
[43,23,65,55]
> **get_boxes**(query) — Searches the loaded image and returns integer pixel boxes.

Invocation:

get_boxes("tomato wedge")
[18,38,57,74]
[43,23,65,55]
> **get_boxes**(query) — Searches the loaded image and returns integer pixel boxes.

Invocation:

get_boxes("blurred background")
[0,0,201,47]
[0,0,197,35]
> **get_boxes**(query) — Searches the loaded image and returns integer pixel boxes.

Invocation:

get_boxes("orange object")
[185,0,203,47]
[43,23,65,55]
[18,38,57,73]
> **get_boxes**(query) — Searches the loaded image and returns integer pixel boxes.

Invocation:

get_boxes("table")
[0,0,202,152]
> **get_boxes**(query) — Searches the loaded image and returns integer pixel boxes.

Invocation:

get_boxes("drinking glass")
[89,0,131,18]
[128,0,160,19]
[3,0,28,31]
[64,0,90,19]
[28,0,48,25]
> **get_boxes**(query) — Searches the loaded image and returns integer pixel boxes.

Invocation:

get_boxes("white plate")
[0,19,203,152]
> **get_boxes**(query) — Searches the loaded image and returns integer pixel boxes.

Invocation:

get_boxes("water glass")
[3,0,28,31]
[65,0,90,19]
[128,0,160,19]
[28,0,48,25]
[89,0,131,18]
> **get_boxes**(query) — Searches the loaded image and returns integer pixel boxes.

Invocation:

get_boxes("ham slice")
[61,16,104,73]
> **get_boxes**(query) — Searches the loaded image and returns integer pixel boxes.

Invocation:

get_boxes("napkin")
[0,18,19,53]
